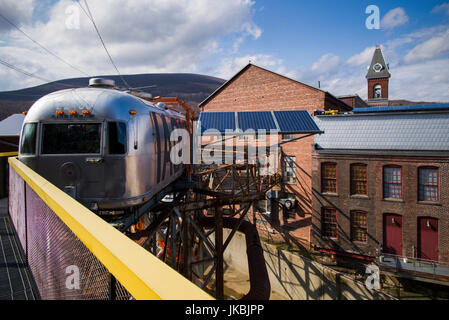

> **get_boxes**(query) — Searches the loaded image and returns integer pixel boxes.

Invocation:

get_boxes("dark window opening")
[374,84,382,98]
[42,123,101,154]
[107,122,127,154]
[20,123,37,155]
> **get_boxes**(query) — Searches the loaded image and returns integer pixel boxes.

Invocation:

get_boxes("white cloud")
[0,0,261,90]
[432,3,449,15]
[231,21,262,53]
[0,0,34,32]
[381,7,409,30]
[403,29,449,63]
[391,58,449,102]
[214,54,286,79]
[346,46,376,67]
[310,54,340,75]
[299,31,449,102]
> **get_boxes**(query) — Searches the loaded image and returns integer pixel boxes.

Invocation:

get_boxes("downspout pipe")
[197,216,271,300]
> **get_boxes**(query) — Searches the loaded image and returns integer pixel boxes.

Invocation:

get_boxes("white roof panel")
[0,114,25,136]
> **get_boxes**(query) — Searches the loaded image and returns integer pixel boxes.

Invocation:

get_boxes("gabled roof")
[366,45,391,79]
[0,114,25,136]
[199,63,350,110]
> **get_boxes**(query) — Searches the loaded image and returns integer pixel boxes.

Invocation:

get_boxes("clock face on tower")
[373,63,383,72]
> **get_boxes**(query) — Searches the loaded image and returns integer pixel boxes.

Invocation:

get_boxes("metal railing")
[378,253,449,283]
[7,156,213,300]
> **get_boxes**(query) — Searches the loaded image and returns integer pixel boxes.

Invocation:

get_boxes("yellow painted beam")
[0,152,18,157]
[8,157,214,300]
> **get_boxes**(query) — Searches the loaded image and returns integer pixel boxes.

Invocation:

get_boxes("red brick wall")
[368,78,389,100]
[200,65,346,242]
[339,97,354,108]
[201,65,326,112]
[311,153,449,263]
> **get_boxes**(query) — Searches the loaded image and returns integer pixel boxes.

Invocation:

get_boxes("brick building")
[366,45,391,107]
[199,63,351,242]
[337,94,369,109]
[311,106,449,264]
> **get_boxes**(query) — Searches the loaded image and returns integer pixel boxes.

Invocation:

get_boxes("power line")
[0,57,81,88]
[0,12,90,77]
[129,85,157,90]
[79,0,131,89]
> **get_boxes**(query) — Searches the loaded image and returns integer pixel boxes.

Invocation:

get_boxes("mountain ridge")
[0,73,226,120]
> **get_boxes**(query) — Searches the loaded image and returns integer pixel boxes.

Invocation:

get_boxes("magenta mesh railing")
[9,167,132,300]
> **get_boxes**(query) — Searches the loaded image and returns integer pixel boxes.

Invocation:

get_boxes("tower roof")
[366,45,391,79]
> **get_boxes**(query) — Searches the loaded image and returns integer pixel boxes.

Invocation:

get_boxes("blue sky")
[0,0,449,102]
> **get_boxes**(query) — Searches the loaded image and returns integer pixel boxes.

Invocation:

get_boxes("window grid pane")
[322,208,337,238]
[351,164,367,195]
[351,211,368,243]
[383,167,402,199]
[419,168,438,201]
[322,163,337,193]
[283,156,297,183]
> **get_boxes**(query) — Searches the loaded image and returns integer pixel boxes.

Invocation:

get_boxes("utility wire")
[128,85,157,90]
[79,0,131,89]
[0,57,82,88]
[0,12,90,77]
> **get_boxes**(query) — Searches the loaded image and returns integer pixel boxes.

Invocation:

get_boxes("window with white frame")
[282,155,296,184]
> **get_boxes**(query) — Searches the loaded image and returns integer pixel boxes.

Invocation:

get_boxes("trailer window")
[42,123,101,154]
[20,123,37,155]
[107,122,127,154]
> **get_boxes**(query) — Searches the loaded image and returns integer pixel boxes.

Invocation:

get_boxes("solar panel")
[274,110,321,133]
[237,111,277,132]
[353,104,449,113]
[199,110,321,135]
[199,112,235,133]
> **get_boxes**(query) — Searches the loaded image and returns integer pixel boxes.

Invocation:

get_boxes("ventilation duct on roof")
[88,78,116,88]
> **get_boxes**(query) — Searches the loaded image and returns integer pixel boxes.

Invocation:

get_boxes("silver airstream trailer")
[18,78,186,214]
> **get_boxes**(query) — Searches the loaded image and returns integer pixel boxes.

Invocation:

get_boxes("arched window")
[374,84,382,98]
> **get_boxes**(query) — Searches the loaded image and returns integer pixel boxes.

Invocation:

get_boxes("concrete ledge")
[222,229,395,300]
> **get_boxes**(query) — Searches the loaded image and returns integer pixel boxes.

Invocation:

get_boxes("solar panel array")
[237,111,277,131]
[353,104,449,114]
[199,110,321,134]
[199,112,235,133]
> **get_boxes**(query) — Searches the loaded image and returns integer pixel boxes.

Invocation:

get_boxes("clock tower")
[366,45,391,106]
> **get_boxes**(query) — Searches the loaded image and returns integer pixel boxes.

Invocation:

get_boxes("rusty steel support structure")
[120,99,321,299]
[126,161,282,300]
